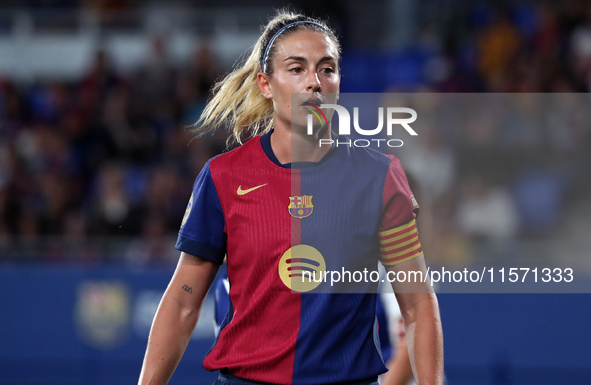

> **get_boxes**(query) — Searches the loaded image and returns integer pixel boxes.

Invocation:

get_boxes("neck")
[270,123,332,165]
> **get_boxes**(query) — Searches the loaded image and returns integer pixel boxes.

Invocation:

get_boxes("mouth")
[302,98,322,108]
[301,97,329,128]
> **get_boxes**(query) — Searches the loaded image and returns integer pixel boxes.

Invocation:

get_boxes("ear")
[257,72,273,99]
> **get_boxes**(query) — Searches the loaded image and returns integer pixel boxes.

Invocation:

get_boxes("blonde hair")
[191,10,339,144]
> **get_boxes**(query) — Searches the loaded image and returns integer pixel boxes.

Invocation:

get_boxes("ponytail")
[193,37,272,144]
[191,10,339,144]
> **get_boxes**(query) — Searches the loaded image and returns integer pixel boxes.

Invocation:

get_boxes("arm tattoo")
[182,284,193,294]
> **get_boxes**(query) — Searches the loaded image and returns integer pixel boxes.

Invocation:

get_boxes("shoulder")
[341,139,400,169]
[208,136,267,172]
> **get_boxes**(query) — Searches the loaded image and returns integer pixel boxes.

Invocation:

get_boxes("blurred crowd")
[438,0,591,93]
[0,1,590,265]
[0,37,226,264]
[394,93,589,266]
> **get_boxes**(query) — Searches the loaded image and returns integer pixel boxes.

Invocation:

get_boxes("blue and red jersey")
[176,131,421,385]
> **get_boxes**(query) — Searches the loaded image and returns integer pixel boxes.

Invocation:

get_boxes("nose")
[306,71,321,92]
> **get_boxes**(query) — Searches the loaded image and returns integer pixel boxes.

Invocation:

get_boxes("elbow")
[399,292,440,324]
[163,293,202,328]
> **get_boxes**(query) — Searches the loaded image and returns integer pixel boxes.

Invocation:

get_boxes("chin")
[293,123,329,140]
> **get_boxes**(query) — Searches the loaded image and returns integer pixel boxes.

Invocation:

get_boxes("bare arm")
[389,255,443,385]
[138,252,220,385]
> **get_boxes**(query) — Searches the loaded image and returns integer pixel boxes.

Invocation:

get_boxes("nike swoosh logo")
[237,183,268,195]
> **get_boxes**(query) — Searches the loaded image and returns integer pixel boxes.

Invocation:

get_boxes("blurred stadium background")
[1,0,590,384]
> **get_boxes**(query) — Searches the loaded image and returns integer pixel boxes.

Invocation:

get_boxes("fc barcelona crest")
[75,280,130,350]
[288,195,314,219]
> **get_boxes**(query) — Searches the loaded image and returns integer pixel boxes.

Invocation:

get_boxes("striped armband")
[379,219,422,266]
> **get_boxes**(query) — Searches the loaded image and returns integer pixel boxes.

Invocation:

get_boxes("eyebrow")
[283,55,337,64]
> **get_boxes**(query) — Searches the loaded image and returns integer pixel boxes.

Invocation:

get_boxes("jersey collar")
[260,129,339,169]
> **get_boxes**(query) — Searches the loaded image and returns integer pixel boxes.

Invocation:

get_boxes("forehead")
[274,29,339,60]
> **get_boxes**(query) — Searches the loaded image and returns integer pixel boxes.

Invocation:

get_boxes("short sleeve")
[175,161,227,264]
[378,157,422,266]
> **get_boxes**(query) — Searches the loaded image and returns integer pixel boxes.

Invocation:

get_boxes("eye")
[320,67,335,74]
[289,67,303,73]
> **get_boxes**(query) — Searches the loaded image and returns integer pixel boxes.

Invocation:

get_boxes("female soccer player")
[138,11,443,385]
